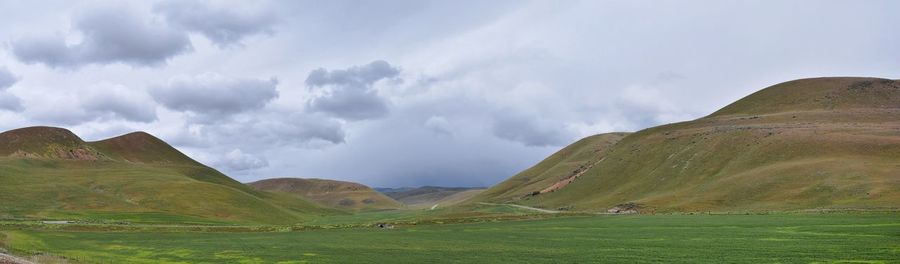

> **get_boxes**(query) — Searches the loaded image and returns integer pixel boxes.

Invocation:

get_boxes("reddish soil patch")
[539,160,601,194]
[0,253,34,264]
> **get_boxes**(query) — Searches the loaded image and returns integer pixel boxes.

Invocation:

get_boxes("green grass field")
[2,213,898,263]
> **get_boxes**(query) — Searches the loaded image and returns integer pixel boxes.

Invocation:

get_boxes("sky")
[0,0,897,188]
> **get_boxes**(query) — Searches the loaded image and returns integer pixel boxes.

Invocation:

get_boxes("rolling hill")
[473,133,630,204]
[0,127,335,224]
[376,186,486,209]
[472,77,900,213]
[248,178,403,211]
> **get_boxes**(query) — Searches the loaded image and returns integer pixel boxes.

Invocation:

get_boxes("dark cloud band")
[150,73,279,119]
[11,6,192,68]
[154,0,276,47]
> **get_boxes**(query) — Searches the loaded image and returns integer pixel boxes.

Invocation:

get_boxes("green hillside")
[377,186,485,209]
[473,77,900,212]
[472,133,630,204]
[248,178,403,211]
[0,127,335,224]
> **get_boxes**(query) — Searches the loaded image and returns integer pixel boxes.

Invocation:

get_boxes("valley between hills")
[0,77,898,263]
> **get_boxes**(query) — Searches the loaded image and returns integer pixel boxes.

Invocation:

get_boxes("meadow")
[2,212,898,263]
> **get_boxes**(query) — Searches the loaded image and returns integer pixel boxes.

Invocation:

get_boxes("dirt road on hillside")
[0,253,34,264]
[477,202,561,213]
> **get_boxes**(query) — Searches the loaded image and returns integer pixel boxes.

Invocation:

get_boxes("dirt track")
[0,253,33,264]
[478,202,561,213]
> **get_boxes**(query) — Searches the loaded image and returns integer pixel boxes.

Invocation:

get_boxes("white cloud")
[81,84,158,123]
[218,148,269,171]
[25,83,156,124]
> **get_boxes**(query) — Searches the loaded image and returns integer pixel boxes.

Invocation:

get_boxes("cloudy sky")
[0,1,897,187]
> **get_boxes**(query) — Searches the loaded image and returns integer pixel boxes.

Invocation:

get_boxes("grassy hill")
[472,77,900,212]
[0,127,335,224]
[377,187,486,209]
[248,178,403,211]
[473,133,629,204]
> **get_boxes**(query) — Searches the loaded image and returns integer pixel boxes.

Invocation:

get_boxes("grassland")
[0,157,337,225]
[1,213,898,263]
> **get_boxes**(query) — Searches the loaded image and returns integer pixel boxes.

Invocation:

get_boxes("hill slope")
[377,186,486,209]
[248,178,403,211]
[0,127,334,224]
[473,77,900,212]
[473,133,629,204]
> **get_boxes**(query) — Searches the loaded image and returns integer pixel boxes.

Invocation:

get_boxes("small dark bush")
[338,198,355,206]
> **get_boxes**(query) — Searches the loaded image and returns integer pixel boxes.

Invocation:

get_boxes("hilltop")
[0,127,335,224]
[0,127,106,160]
[248,178,403,211]
[472,77,900,212]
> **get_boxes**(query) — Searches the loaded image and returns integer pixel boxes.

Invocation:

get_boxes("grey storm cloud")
[203,112,346,147]
[153,0,276,47]
[11,6,192,68]
[173,112,345,173]
[272,114,346,145]
[150,73,279,118]
[0,67,17,90]
[306,60,399,120]
[0,68,22,112]
[0,93,23,112]
[492,112,574,147]
[424,116,452,135]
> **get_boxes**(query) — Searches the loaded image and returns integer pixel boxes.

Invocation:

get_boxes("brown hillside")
[710,77,900,117]
[249,178,403,211]
[0,126,106,160]
[472,133,630,203]
[89,132,201,165]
